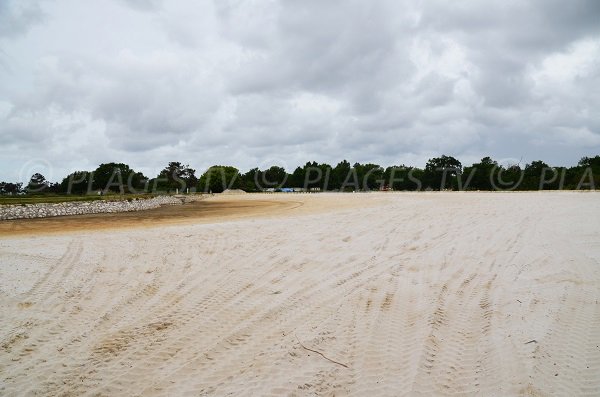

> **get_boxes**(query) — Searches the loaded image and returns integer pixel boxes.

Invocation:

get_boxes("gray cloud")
[0,0,45,39]
[0,0,599,182]
[117,0,162,12]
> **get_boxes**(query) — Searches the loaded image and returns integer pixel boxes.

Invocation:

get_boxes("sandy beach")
[1,192,599,396]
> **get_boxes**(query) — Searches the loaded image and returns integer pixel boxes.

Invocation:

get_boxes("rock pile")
[0,195,183,220]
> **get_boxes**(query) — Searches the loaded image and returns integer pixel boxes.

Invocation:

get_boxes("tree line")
[1,155,599,196]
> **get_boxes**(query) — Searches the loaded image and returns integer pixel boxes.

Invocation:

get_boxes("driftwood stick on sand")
[295,333,349,368]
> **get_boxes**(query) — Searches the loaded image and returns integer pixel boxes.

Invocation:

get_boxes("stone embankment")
[0,195,205,220]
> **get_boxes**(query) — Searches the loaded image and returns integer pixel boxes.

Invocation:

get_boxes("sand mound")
[221,189,247,195]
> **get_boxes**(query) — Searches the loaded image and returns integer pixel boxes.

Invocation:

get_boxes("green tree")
[315,162,333,190]
[424,155,462,190]
[295,161,331,190]
[60,171,92,194]
[152,162,197,193]
[288,166,305,188]
[563,156,600,189]
[258,166,287,190]
[384,166,422,190]
[331,160,352,191]
[578,155,600,168]
[26,173,49,193]
[521,160,550,190]
[462,157,498,190]
[353,163,384,191]
[0,182,23,195]
[240,168,261,192]
[198,166,241,193]
[92,163,146,193]
[491,164,524,191]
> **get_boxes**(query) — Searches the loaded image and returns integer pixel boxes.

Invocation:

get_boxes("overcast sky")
[1,0,599,182]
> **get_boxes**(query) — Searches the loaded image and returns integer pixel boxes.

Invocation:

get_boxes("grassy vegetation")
[0,194,159,205]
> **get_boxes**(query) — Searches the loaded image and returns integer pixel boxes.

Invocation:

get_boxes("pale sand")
[1,192,599,396]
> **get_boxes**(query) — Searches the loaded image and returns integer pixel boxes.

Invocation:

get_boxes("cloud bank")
[1,0,599,182]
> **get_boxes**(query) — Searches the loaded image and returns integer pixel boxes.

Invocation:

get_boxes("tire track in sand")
[410,274,500,395]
